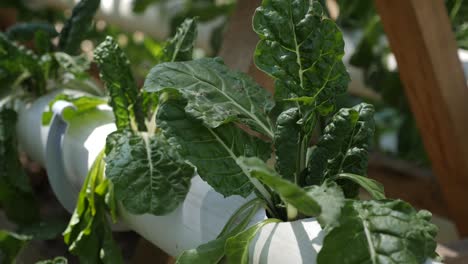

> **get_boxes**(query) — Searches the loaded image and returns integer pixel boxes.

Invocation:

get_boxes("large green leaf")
[237,157,321,217]
[156,98,271,197]
[305,103,375,197]
[144,58,275,138]
[273,107,303,183]
[163,18,197,62]
[176,199,263,264]
[0,230,30,263]
[253,0,349,112]
[105,130,194,215]
[58,0,100,55]
[317,200,438,264]
[0,109,40,225]
[63,151,124,264]
[225,218,281,264]
[94,36,146,131]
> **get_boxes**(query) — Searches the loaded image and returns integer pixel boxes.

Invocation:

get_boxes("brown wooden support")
[374,0,468,235]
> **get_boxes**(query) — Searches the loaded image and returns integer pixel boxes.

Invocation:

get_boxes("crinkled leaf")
[6,22,58,42]
[253,0,349,112]
[144,58,275,138]
[317,200,438,264]
[42,93,106,125]
[337,173,385,200]
[156,98,271,197]
[63,151,124,264]
[176,199,263,264]
[0,33,46,96]
[0,109,40,225]
[105,130,194,215]
[58,0,100,54]
[225,218,281,264]
[0,230,30,264]
[305,103,375,197]
[273,107,303,182]
[94,36,145,131]
[305,181,345,227]
[237,156,321,216]
[36,256,68,264]
[163,18,197,62]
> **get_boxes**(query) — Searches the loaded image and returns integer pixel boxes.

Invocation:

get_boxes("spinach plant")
[61,18,200,262]
[97,18,197,216]
[141,0,438,263]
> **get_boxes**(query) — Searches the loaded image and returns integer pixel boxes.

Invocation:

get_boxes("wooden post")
[374,0,468,235]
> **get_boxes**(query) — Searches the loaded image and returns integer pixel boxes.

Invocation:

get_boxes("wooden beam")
[374,0,468,235]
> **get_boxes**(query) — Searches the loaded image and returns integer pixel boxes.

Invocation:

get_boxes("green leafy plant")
[60,18,200,262]
[1,0,442,262]
[96,18,198,215]
[62,151,124,264]
[0,0,102,261]
[140,0,438,263]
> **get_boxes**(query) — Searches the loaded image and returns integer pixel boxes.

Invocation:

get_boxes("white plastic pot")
[15,92,441,263]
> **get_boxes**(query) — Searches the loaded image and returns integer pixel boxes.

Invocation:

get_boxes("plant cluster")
[0,0,440,263]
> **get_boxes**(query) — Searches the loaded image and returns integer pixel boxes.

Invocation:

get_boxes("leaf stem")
[218,198,264,238]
